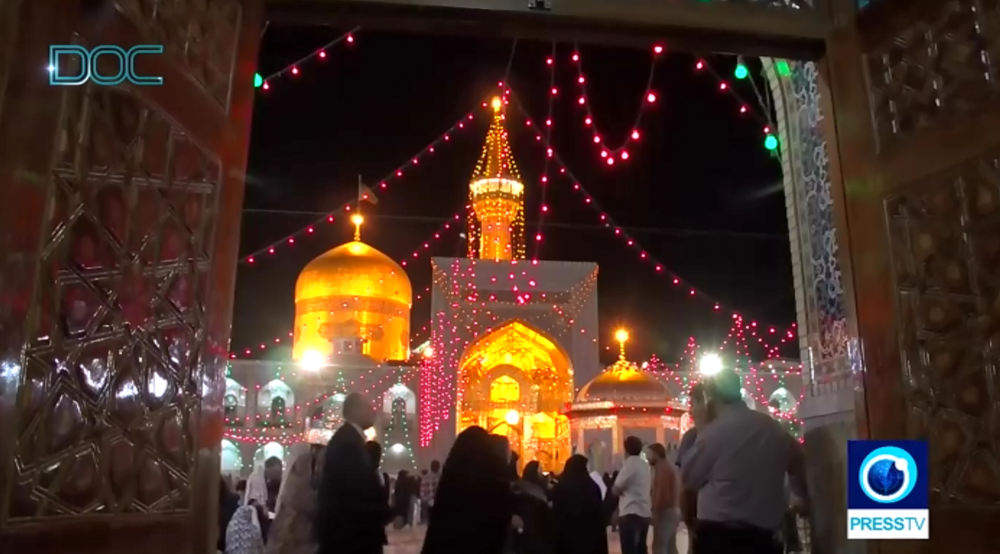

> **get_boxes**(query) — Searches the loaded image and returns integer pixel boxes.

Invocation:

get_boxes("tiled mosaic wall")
[762,60,852,398]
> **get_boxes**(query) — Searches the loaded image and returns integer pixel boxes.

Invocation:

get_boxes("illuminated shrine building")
[454,320,575,471]
[567,333,686,472]
[293,220,412,363]
[467,97,526,261]
[223,358,421,478]
[224,217,419,478]
[427,97,600,473]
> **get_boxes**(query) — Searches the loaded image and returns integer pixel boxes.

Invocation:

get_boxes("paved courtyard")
[384,525,692,554]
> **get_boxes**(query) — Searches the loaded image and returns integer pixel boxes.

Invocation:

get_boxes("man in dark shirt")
[315,393,387,554]
[678,383,707,536]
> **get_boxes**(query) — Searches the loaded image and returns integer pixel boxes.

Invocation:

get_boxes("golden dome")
[293,241,412,362]
[577,359,668,403]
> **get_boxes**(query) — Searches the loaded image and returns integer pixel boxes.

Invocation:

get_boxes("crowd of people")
[217,367,809,554]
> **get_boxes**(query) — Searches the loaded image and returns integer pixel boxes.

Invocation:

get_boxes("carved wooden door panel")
[826,0,1000,552]
[0,1,260,553]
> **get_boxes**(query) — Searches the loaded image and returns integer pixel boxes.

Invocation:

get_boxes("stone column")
[654,425,665,446]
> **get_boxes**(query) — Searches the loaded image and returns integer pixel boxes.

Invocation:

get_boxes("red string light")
[641,318,806,439]
[510,93,797,355]
[571,42,662,162]
[258,27,360,92]
[419,259,599,445]
[400,211,466,267]
[691,56,777,146]
[240,99,489,265]
[533,42,558,261]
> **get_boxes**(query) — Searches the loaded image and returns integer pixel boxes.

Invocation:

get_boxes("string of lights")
[418,259,600,445]
[240,101,487,265]
[400,211,466,268]
[381,380,419,470]
[693,56,780,152]
[534,42,558,261]
[510,94,797,355]
[569,42,662,160]
[255,27,359,91]
[641,318,805,439]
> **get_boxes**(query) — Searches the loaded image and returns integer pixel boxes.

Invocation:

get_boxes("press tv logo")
[847,440,929,540]
[48,45,164,86]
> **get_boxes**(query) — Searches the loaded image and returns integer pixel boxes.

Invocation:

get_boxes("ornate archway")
[456,320,574,472]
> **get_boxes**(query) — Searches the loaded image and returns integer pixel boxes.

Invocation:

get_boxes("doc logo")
[847,440,928,540]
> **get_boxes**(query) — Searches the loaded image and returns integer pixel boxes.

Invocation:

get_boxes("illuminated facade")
[223,358,420,477]
[426,255,600,472]
[293,236,412,363]
[467,98,526,261]
[454,320,574,471]
[566,334,685,472]
[419,100,598,472]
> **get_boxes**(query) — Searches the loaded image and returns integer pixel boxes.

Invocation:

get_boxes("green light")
[254,73,263,88]
[764,134,779,150]
[775,60,791,77]
[734,64,749,80]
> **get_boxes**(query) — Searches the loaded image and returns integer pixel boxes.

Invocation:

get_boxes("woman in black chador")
[392,470,417,528]
[512,461,554,554]
[552,455,608,554]
[421,426,512,554]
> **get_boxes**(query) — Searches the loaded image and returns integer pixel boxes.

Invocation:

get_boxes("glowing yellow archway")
[456,320,573,472]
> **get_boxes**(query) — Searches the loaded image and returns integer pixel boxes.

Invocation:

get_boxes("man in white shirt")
[611,436,652,554]
[680,369,809,554]
[676,383,707,535]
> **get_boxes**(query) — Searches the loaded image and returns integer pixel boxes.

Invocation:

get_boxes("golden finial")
[491,96,503,112]
[615,329,629,360]
[351,214,364,241]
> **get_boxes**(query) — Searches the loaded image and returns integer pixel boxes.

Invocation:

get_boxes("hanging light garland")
[569,42,662,163]
[691,56,779,152]
[381,381,419,470]
[418,260,599,446]
[640,318,806,440]
[255,27,360,92]
[400,211,466,267]
[509,94,798,355]
[239,101,488,266]
[533,42,558,261]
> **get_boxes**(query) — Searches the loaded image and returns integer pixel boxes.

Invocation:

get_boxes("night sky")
[232,25,794,365]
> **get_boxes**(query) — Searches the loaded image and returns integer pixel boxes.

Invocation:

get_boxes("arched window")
[258,380,294,422]
[768,387,796,413]
[490,375,520,404]
[221,440,242,474]
[270,396,286,421]
[224,394,238,418]
[392,397,406,412]
[254,442,286,467]
[381,384,416,415]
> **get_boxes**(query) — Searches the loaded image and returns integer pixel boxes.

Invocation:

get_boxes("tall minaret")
[467,96,526,261]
